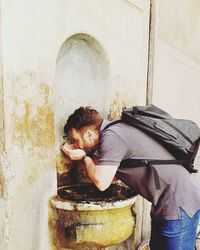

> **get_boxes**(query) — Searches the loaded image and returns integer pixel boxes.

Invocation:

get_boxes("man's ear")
[70,128,77,137]
[84,129,95,141]
[70,128,81,144]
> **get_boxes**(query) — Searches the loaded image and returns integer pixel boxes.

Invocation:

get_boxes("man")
[62,106,200,250]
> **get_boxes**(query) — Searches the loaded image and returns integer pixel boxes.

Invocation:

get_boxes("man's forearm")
[82,156,118,191]
[61,142,117,190]
[83,156,100,187]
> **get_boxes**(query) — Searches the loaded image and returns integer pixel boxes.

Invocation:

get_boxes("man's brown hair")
[64,107,103,135]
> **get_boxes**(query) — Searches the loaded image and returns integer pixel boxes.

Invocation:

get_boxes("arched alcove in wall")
[55,33,111,181]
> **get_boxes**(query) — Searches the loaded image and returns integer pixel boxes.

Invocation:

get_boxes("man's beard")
[84,144,98,155]
[82,132,99,155]
[83,141,99,155]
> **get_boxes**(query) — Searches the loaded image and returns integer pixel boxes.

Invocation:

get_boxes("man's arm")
[83,156,118,191]
[61,145,118,191]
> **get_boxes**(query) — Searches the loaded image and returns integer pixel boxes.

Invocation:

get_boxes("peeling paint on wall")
[109,90,135,120]
[0,151,14,250]
[12,83,55,149]
[0,0,151,248]
[0,68,57,249]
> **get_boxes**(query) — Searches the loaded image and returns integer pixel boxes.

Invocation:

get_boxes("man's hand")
[61,143,86,161]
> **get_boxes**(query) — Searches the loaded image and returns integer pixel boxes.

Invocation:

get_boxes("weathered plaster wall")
[0,2,6,248]
[153,0,200,121]
[0,0,150,249]
[153,0,200,168]
[0,3,4,155]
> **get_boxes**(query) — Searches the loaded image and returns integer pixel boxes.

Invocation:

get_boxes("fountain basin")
[49,184,137,249]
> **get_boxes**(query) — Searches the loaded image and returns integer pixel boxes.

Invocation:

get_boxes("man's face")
[69,127,100,154]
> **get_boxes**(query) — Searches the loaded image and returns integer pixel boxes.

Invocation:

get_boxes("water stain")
[31,103,54,147]
[109,90,133,120]
[13,83,55,148]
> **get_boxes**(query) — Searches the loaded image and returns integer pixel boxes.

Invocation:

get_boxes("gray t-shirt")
[95,120,200,220]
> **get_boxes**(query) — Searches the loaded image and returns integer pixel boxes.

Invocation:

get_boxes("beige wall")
[0,2,6,248]
[153,0,200,121]
[140,0,200,242]
[0,1,150,249]
[153,0,200,170]
[2,0,199,248]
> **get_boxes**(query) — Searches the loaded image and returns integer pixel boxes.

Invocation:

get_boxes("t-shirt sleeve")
[96,130,129,166]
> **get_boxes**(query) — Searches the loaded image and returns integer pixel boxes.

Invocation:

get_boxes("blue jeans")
[150,209,200,250]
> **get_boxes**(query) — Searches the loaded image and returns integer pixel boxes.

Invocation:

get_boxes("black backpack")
[103,105,200,189]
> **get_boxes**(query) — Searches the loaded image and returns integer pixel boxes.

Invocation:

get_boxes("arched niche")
[55,33,111,149]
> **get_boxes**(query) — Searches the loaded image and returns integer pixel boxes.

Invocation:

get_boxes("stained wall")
[0,1,150,249]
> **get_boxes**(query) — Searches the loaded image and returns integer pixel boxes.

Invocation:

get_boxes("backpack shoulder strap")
[101,119,122,133]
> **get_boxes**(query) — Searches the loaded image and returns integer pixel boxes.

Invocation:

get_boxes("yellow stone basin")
[49,184,137,249]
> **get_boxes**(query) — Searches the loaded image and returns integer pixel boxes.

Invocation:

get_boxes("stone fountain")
[49,183,137,249]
